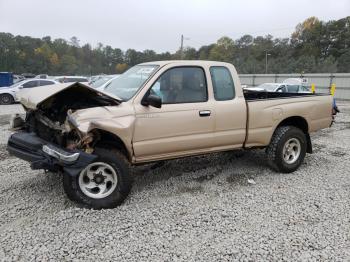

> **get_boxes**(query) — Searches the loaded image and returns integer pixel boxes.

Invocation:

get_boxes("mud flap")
[306,133,313,154]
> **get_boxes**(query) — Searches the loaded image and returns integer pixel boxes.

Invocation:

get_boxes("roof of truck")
[139,60,232,67]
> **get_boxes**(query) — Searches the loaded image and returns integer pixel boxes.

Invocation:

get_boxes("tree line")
[0,16,349,75]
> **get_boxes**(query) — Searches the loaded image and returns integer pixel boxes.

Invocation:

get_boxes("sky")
[0,0,349,52]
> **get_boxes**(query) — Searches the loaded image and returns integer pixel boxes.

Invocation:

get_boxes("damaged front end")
[7,83,122,176]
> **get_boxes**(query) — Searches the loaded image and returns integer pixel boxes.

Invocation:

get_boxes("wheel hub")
[282,138,301,164]
[2,96,9,102]
[78,162,118,199]
[93,172,105,184]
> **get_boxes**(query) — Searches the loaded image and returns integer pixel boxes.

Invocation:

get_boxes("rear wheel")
[266,126,307,173]
[0,94,14,105]
[63,148,132,209]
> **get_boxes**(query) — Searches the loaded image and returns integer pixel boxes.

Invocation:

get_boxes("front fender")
[68,105,135,158]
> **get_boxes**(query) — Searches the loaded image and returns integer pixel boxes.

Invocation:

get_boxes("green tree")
[0,16,349,75]
[337,50,350,72]
[208,36,235,62]
[60,55,78,74]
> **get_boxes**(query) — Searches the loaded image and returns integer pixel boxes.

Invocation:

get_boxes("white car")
[54,76,89,84]
[245,83,311,93]
[283,78,308,85]
[90,75,120,90]
[0,79,58,105]
[35,74,49,79]
[13,75,25,84]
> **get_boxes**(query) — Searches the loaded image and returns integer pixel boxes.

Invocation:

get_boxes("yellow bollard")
[330,83,336,96]
[311,83,316,93]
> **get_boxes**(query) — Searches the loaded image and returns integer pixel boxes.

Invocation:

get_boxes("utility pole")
[180,35,190,59]
[180,35,184,59]
[265,51,271,74]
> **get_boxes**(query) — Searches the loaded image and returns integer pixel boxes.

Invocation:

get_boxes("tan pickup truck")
[7,61,333,209]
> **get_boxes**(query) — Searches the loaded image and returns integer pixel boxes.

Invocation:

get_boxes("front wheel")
[266,126,307,173]
[0,94,14,105]
[63,148,132,209]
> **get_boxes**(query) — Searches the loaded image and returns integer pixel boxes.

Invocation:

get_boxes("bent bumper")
[7,132,97,176]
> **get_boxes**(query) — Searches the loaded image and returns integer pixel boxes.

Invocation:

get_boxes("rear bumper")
[7,132,97,176]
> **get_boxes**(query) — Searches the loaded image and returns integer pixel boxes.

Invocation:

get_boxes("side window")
[300,86,309,92]
[210,66,235,101]
[280,85,287,92]
[150,67,207,104]
[22,80,39,88]
[39,80,55,86]
[286,85,299,93]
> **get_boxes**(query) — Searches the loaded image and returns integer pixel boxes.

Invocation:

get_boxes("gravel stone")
[0,103,349,261]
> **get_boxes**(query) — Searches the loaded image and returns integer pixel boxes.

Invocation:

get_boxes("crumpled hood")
[17,82,122,109]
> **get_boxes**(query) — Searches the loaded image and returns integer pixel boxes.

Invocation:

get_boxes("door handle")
[199,110,211,117]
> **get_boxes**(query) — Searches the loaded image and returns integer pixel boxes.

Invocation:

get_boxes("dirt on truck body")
[7,60,333,209]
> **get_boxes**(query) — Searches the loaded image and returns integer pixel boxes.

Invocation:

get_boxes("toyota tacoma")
[7,61,333,209]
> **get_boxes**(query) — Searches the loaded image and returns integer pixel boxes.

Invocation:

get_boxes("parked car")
[13,74,25,84]
[283,78,308,85]
[88,75,106,83]
[7,61,332,209]
[54,76,89,83]
[89,75,119,89]
[0,79,58,105]
[90,75,120,91]
[35,74,49,79]
[21,73,36,79]
[245,83,311,93]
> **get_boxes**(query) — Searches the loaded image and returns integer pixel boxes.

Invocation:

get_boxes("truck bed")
[243,91,333,148]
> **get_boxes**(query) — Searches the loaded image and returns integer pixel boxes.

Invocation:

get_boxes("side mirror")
[18,85,23,89]
[141,94,162,108]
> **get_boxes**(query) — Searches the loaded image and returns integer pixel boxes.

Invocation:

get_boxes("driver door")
[133,66,215,162]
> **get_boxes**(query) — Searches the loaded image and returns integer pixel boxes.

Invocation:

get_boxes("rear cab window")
[210,66,235,101]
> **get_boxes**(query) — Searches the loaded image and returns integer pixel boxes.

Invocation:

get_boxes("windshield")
[104,65,158,100]
[257,83,279,91]
[90,76,114,88]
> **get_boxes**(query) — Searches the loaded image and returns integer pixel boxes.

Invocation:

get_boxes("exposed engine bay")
[20,85,120,152]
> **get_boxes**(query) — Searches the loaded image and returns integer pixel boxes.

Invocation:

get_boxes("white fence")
[239,73,350,100]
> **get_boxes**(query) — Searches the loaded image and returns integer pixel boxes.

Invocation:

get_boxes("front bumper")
[7,132,98,176]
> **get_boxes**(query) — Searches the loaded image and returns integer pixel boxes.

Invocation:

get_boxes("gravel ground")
[0,103,349,261]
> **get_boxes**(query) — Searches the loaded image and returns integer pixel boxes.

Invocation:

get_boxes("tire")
[0,94,14,105]
[63,148,132,209]
[266,126,307,173]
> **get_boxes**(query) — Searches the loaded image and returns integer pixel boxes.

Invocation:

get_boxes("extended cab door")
[133,66,216,162]
[209,66,247,148]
